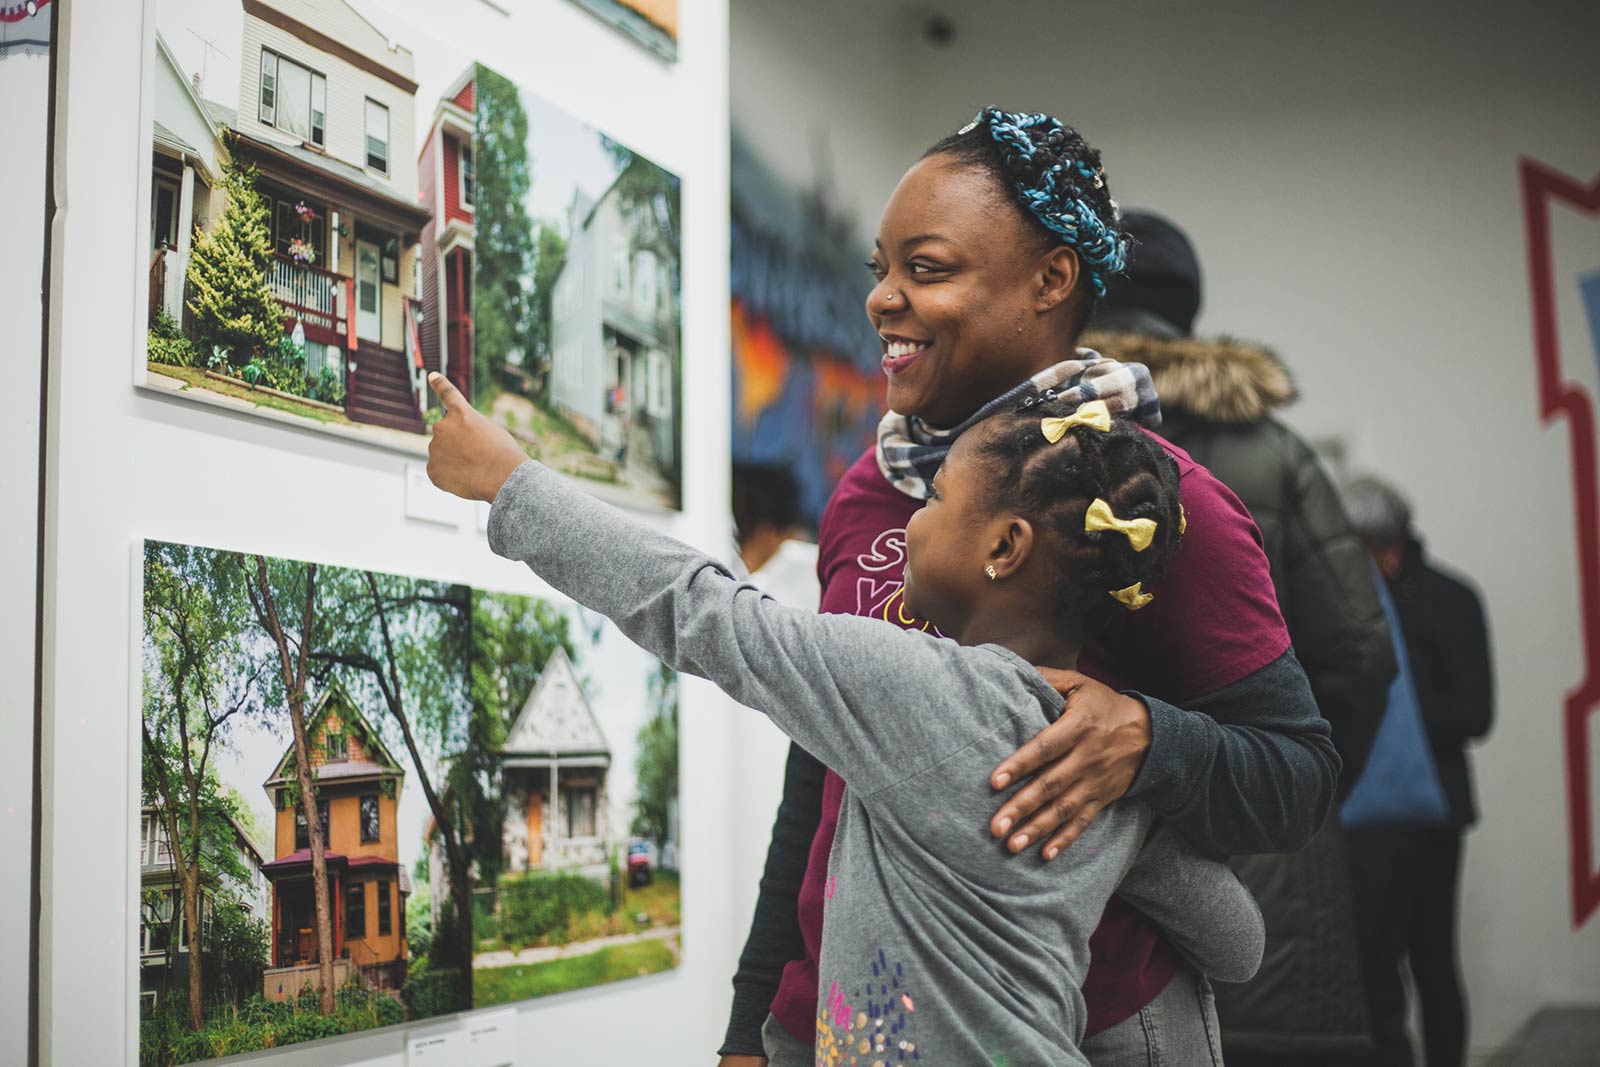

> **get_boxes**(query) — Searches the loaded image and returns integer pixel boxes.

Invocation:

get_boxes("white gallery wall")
[732,0,1600,1057]
[0,11,51,1061]
[43,1,734,1065]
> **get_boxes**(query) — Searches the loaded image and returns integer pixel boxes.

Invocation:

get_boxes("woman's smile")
[881,334,932,376]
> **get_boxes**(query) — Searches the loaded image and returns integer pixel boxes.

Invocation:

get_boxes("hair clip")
[1109,582,1154,610]
[957,112,983,136]
[1015,387,1061,413]
[1041,400,1112,443]
[1179,504,1187,535]
[1085,498,1157,552]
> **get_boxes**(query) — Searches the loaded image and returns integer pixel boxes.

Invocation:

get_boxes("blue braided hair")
[923,107,1128,299]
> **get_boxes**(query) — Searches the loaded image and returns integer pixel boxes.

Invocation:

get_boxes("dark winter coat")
[1388,539,1494,828]
[1087,330,1398,1058]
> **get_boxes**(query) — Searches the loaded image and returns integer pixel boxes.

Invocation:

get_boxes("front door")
[526,791,544,867]
[355,240,382,343]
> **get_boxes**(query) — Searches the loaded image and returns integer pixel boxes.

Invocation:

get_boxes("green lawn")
[473,938,676,1005]
[148,363,357,428]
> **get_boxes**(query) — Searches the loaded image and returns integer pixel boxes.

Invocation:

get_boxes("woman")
[720,109,1339,1066]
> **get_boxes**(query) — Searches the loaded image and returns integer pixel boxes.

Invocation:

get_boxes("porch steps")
[347,342,425,434]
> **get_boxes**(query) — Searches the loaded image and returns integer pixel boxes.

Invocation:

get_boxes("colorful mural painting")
[730,194,884,530]
[1519,157,1600,929]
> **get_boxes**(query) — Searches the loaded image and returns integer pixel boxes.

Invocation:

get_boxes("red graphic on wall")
[1520,158,1600,928]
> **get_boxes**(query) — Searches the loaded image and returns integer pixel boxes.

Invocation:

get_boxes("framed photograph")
[137,539,681,1064]
[137,0,683,514]
[567,0,677,63]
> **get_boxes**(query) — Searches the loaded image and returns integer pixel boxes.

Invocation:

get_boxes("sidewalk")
[471,923,681,970]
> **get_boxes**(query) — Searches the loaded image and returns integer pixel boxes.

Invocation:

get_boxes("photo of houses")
[567,0,678,63]
[143,0,683,512]
[138,540,681,1065]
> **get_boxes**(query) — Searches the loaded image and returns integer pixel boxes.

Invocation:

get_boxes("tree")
[473,64,536,403]
[141,543,266,1029]
[242,555,337,1015]
[630,663,678,857]
[524,221,568,396]
[601,136,681,280]
[186,154,281,362]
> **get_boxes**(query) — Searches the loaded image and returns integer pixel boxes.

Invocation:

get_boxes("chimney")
[192,71,202,94]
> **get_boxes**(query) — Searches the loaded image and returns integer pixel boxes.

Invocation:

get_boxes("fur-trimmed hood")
[1082,331,1297,425]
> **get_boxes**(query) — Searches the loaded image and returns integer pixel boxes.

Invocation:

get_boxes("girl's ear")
[1036,246,1081,312]
[987,515,1035,580]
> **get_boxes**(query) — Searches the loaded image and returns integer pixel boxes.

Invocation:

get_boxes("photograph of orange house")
[260,682,410,999]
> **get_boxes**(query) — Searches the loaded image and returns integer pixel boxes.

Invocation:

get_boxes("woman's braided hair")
[924,107,1128,299]
[971,397,1183,641]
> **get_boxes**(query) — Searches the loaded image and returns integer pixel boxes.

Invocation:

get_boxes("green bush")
[496,870,609,948]
[306,364,346,406]
[208,898,269,1006]
[401,967,464,1020]
[151,308,182,340]
[139,983,404,1067]
[147,328,197,368]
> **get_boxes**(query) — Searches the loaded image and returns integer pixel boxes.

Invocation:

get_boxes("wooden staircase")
[346,341,425,434]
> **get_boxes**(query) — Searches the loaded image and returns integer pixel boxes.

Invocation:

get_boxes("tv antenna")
[185,29,230,96]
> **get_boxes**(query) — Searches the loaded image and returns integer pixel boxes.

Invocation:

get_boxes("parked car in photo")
[627,838,655,887]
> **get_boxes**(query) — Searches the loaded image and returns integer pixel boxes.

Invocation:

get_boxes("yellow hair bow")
[1041,400,1112,444]
[1110,582,1155,610]
[1085,497,1157,552]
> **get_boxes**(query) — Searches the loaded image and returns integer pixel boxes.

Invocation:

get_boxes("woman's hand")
[988,670,1152,859]
[426,372,528,503]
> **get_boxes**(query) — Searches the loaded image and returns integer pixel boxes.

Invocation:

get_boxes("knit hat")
[1092,211,1202,338]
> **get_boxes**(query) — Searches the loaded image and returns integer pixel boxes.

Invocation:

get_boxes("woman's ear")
[987,515,1035,580]
[1036,246,1081,312]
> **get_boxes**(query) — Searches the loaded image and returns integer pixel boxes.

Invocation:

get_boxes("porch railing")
[268,253,356,351]
[403,296,426,414]
[148,248,166,325]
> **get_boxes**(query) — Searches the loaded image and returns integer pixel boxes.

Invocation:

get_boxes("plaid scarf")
[875,350,1163,500]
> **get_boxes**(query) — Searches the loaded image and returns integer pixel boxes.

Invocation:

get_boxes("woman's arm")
[988,462,1340,859]
[719,742,825,1058]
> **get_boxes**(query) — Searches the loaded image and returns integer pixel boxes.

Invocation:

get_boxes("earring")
[985,564,997,580]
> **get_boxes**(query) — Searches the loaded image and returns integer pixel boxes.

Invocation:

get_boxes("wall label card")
[408,1025,466,1065]
[464,1008,518,1066]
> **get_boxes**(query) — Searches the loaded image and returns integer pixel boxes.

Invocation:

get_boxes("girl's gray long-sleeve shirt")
[489,461,1263,1064]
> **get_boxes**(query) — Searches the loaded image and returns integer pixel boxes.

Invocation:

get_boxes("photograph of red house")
[418,65,476,402]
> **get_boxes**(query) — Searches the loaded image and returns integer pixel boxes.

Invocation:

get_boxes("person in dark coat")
[1342,476,1494,1067]
[1084,211,1398,1065]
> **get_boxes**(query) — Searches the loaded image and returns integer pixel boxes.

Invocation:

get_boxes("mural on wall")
[1519,157,1600,929]
[137,1,682,511]
[471,71,683,512]
[137,540,680,1064]
[567,0,677,63]
[731,137,885,530]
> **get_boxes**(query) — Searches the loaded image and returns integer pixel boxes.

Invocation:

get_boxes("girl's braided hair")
[971,397,1183,641]
[924,107,1129,299]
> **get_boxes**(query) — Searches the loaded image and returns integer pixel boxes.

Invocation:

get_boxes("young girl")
[730,109,1337,1065]
[426,371,1264,1065]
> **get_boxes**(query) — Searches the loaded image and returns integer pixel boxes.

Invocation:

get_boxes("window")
[634,251,657,314]
[151,177,179,251]
[272,198,320,263]
[365,99,389,174]
[140,813,173,867]
[259,50,325,147]
[377,881,392,936]
[360,795,381,843]
[140,890,189,957]
[294,798,330,851]
[610,236,630,296]
[325,729,347,761]
[345,881,366,939]
[459,142,475,209]
[565,787,597,838]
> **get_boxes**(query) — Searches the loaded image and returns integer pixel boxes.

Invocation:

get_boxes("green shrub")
[147,328,197,368]
[401,967,464,1020]
[150,308,182,340]
[208,899,269,1006]
[496,870,609,948]
[138,983,404,1067]
[306,364,346,406]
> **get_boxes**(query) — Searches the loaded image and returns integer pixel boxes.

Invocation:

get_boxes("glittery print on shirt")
[852,529,941,637]
[815,949,920,1066]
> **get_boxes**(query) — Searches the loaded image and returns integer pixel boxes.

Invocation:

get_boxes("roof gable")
[502,647,610,757]
[264,679,405,786]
